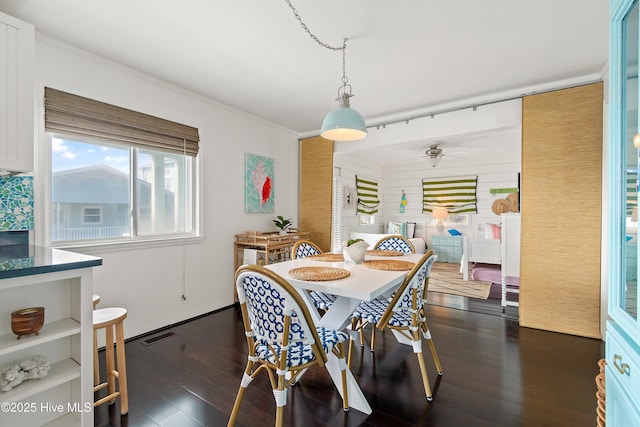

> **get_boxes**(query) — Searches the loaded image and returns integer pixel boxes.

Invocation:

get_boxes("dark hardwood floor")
[94,298,603,427]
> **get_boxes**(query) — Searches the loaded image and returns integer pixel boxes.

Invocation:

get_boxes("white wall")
[33,36,299,338]
[334,157,384,250]
[334,99,522,248]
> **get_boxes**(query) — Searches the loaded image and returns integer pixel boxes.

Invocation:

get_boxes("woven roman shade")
[356,175,380,215]
[44,87,199,156]
[422,175,478,214]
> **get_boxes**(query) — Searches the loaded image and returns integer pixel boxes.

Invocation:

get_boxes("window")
[51,137,195,243]
[82,207,102,225]
[45,88,199,244]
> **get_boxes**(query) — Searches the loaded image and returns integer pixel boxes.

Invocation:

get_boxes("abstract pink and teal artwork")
[245,153,274,213]
[0,175,34,230]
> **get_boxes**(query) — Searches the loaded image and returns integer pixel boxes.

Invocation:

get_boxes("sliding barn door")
[520,82,603,339]
[299,136,333,252]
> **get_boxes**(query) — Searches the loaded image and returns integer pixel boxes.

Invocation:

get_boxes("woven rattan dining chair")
[291,240,337,313]
[357,235,416,351]
[291,239,322,259]
[373,235,416,254]
[229,265,350,427]
[349,250,443,401]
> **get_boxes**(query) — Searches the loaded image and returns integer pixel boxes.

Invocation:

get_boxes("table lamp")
[432,207,449,234]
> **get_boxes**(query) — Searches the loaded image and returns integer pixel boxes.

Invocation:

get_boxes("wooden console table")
[233,231,310,301]
[234,231,310,271]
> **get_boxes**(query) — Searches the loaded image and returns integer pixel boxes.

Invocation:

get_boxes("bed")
[461,213,521,308]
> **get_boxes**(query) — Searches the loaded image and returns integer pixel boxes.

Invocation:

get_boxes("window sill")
[52,234,205,254]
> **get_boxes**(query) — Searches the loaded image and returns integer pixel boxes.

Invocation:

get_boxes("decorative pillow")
[406,222,416,238]
[484,223,502,239]
[387,221,408,237]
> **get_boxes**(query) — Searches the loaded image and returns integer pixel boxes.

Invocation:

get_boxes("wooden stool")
[93,307,128,415]
[92,295,100,386]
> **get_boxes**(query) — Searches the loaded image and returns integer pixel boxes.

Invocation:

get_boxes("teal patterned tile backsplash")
[0,176,34,230]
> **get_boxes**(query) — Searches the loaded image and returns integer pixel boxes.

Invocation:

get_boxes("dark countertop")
[0,245,102,279]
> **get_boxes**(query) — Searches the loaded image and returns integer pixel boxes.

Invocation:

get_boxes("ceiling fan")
[425,144,445,168]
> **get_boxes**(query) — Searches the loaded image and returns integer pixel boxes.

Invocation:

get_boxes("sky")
[52,137,129,173]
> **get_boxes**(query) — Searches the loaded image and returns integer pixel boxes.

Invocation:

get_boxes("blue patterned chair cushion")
[351,298,388,324]
[309,290,337,311]
[376,237,414,253]
[256,327,348,367]
[240,274,308,342]
[295,243,321,259]
[352,254,436,328]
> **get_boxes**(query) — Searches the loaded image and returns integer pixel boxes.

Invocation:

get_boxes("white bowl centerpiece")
[342,239,369,264]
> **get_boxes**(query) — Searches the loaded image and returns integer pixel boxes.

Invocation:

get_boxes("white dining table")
[265,252,422,415]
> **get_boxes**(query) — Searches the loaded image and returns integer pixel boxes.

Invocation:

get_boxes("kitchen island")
[0,245,102,426]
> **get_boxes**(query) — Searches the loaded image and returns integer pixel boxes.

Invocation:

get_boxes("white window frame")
[37,133,202,250]
[81,206,103,225]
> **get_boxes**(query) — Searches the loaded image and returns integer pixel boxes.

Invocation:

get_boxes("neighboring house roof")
[53,165,129,204]
[52,165,173,204]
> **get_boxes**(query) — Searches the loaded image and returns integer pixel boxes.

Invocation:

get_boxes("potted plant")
[273,215,293,234]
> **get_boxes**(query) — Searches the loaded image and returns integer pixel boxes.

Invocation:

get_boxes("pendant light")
[284,0,367,141]
[320,39,367,141]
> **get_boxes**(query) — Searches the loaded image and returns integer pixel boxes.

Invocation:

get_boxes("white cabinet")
[500,213,520,308]
[0,253,100,426]
[0,11,34,173]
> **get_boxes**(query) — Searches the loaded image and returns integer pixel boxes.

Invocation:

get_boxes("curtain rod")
[366,79,602,131]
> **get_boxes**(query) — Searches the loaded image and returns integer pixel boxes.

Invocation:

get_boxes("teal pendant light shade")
[282,5,366,142]
[321,93,367,141]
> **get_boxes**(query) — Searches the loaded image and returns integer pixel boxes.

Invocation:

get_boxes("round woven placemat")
[366,249,404,257]
[307,253,345,262]
[288,267,350,281]
[362,260,415,271]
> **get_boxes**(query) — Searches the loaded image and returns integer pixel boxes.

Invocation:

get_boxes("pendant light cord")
[283,0,351,95]
[283,0,345,51]
[285,0,367,141]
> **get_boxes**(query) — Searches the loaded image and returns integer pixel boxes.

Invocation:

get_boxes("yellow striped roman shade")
[422,175,478,214]
[356,175,380,215]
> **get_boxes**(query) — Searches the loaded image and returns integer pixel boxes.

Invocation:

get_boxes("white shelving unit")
[0,266,97,426]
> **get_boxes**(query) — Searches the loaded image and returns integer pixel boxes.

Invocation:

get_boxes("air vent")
[140,331,176,346]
